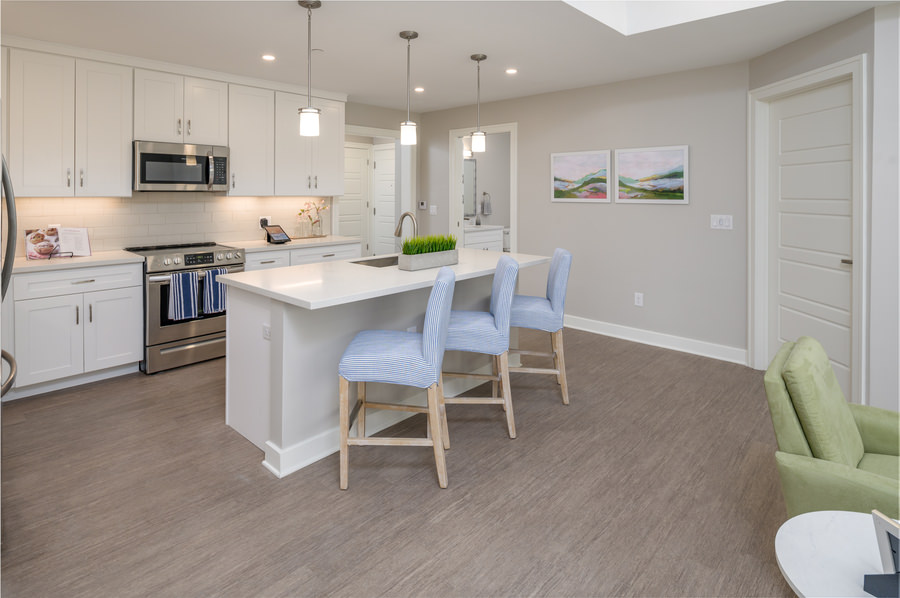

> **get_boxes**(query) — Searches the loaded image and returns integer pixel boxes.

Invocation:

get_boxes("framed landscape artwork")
[551,150,611,203]
[615,145,689,204]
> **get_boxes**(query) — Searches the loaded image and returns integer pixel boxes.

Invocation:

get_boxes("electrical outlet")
[259,216,271,230]
[710,214,733,230]
[262,325,271,340]
[418,200,427,210]
[634,292,644,307]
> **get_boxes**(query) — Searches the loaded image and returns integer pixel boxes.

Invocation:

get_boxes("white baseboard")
[2,363,141,401]
[564,315,748,366]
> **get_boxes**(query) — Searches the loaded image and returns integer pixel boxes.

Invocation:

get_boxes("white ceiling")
[0,1,885,113]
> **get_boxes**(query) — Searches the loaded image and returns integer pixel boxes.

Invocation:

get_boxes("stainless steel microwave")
[133,141,229,192]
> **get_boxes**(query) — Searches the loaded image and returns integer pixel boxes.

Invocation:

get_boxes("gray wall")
[345,102,420,132]
[473,132,510,227]
[420,62,750,350]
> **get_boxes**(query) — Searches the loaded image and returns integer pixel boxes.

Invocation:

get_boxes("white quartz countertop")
[231,236,361,254]
[220,248,549,310]
[12,250,144,274]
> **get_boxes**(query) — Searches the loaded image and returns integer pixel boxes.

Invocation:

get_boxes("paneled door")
[371,143,396,255]
[339,145,372,255]
[768,78,854,399]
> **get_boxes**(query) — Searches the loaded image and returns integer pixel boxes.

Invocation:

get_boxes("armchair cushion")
[781,336,864,468]
[857,453,900,481]
[849,403,900,456]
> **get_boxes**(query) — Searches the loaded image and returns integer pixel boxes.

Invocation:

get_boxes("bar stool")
[509,248,573,404]
[443,255,519,438]
[337,267,456,489]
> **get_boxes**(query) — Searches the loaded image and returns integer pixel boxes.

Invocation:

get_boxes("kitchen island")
[219,248,549,478]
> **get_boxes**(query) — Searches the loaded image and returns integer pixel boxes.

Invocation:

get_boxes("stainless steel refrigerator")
[2,155,18,396]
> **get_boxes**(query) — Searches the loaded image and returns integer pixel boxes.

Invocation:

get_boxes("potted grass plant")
[398,234,458,271]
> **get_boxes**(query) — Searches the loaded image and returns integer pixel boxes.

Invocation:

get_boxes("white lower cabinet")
[13,265,143,387]
[464,228,504,251]
[245,250,291,271]
[244,242,361,271]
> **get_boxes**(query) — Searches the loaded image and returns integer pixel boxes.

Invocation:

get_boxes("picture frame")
[615,145,689,204]
[873,510,900,574]
[551,150,611,203]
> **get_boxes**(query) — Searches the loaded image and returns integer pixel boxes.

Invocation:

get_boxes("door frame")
[345,124,415,216]
[747,55,867,403]
[448,122,517,251]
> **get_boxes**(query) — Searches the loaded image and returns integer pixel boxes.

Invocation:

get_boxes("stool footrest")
[443,371,500,381]
[444,397,505,405]
[509,366,560,375]
[510,349,556,359]
[364,401,428,414]
[347,437,433,447]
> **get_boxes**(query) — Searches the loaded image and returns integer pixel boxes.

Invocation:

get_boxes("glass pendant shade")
[400,121,417,145]
[471,130,486,153]
[299,107,320,136]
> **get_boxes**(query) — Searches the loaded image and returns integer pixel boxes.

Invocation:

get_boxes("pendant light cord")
[406,38,411,122]
[476,59,481,131]
[306,5,313,106]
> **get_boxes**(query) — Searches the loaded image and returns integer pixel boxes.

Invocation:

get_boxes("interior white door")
[768,78,854,399]
[372,143,397,255]
[339,145,371,255]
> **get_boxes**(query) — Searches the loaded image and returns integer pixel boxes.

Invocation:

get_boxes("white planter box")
[398,249,458,271]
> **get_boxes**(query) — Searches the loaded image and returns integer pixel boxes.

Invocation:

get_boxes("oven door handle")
[147,268,243,284]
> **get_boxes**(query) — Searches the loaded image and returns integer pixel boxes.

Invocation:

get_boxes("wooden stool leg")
[358,381,367,438]
[553,329,570,405]
[427,384,448,488]
[492,354,499,400]
[499,351,516,438]
[438,374,450,450]
[339,376,350,489]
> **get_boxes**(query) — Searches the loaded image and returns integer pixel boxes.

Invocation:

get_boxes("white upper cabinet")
[228,84,275,196]
[75,60,133,197]
[8,49,131,198]
[274,91,344,197]
[134,69,228,146]
[8,49,76,197]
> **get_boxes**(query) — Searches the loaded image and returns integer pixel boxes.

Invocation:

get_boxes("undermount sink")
[350,256,399,268]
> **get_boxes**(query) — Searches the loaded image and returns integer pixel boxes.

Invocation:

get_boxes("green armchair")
[764,336,899,518]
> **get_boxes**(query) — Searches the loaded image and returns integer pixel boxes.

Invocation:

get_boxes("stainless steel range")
[125,242,244,373]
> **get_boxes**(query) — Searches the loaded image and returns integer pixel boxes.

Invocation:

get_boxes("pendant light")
[471,54,487,153]
[298,0,321,137]
[399,31,418,145]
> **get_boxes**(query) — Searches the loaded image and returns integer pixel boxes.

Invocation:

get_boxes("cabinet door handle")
[232,173,236,189]
[322,253,335,258]
[307,175,311,188]
[72,279,96,285]
[260,260,276,265]
[177,118,182,135]
[80,169,84,188]
[89,304,93,323]
[67,168,71,188]
[841,258,853,265]
[75,305,79,325]
[187,119,192,136]
[314,175,318,189]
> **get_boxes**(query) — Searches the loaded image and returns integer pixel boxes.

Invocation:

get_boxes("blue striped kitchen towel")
[203,268,228,314]
[168,271,199,321]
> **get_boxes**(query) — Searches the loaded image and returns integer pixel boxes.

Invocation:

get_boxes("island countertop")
[219,248,549,310]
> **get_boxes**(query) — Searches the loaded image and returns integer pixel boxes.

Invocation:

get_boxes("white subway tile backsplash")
[13,194,333,256]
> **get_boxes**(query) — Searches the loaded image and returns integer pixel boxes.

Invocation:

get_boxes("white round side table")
[775,510,885,597]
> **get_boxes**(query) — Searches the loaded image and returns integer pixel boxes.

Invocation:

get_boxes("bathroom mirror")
[463,158,477,217]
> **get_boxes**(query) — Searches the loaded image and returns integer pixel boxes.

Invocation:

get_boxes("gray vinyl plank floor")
[1,328,792,597]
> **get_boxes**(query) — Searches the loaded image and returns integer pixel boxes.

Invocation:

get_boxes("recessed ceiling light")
[262,54,276,62]
[414,87,425,93]
[505,68,517,75]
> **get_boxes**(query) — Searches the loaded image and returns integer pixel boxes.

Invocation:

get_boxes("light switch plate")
[429,205,438,216]
[710,214,733,230]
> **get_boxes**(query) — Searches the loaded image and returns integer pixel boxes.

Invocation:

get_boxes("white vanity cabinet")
[134,69,228,146]
[274,91,345,196]
[463,227,504,251]
[13,264,143,387]
[228,84,275,196]
[7,49,132,197]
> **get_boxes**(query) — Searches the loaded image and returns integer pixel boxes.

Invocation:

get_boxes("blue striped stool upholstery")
[443,255,520,438]
[338,267,456,489]
[509,248,573,404]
